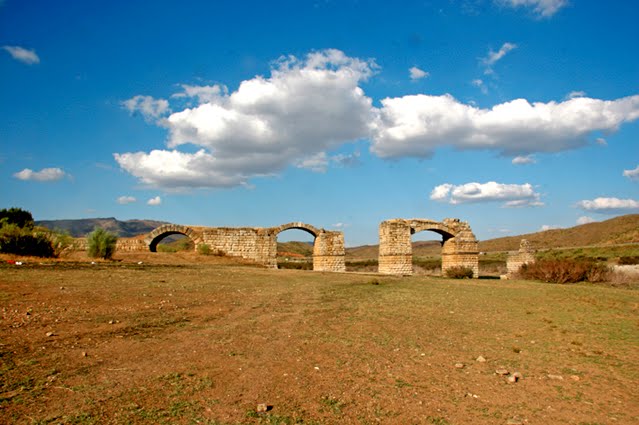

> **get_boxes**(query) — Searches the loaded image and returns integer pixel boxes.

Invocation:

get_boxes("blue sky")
[1,0,638,246]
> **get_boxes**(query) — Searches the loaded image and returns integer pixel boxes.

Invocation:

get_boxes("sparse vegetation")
[618,256,639,265]
[518,259,611,284]
[0,255,637,424]
[87,227,118,259]
[197,243,211,255]
[445,265,474,279]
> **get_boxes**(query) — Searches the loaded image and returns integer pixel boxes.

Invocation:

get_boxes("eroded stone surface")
[378,218,479,277]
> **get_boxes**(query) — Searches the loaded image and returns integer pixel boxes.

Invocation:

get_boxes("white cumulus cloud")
[540,224,560,231]
[577,197,639,214]
[147,196,162,206]
[512,155,536,165]
[117,196,137,205]
[114,49,639,190]
[576,216,596,225]
[121,95,171,121]
[409,66,429,80]
[116,49,376,189]
[623,165,639,180]
[13,167,66,182]
[430,181,543,207]
[498,0,567,17]
[370,94,639,158]
[2,45,40,64]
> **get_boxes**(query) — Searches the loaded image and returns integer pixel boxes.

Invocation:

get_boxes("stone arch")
[378,218,479,277]
[268,222,345,272]
[145,224,202,252]
[271,222,321,238]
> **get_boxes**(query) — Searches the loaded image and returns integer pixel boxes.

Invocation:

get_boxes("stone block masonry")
[504,239,536,279]
[378,218,479,277]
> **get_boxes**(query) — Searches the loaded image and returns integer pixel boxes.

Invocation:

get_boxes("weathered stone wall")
[378,218,479,277]
[71,237,148,252]
[201,227,275,266]
[70,222,345,273]
[313,231,346,272]
[505,239,536,278]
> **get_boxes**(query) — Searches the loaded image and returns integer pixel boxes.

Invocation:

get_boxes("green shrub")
[87,228,118,259]
[518,259,610,284]
[445,266,474,279]
[0,207,34,229]
[197,243,211,255]
[0,223,55,257]
[618,256,639,265]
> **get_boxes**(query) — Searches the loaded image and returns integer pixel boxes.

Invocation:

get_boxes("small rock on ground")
[476,356,486,362]
[455,363,464,369]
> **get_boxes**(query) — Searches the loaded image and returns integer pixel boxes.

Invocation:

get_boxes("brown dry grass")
[1,252,638,424]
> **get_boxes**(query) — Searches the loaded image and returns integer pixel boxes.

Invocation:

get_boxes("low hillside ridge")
[478,214,639,252]
[36,217,169,238]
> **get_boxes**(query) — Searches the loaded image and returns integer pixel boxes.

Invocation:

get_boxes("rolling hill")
[35,217,169,238]
[478,214,639,252]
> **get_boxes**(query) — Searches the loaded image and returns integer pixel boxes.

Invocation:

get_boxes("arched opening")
[410,227,454,276]
[275,227,316,270]
[152,233,195,253]
[149,231,196,252]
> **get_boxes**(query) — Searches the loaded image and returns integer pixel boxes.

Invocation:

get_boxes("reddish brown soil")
[1,252,637,424]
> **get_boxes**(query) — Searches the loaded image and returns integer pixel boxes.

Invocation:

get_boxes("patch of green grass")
[320,395,346,414]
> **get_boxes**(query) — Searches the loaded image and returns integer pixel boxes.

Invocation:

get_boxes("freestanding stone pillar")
[378,218,479,277]
[313,231,346,272]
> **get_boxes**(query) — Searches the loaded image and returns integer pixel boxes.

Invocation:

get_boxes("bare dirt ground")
[1,252,638,424]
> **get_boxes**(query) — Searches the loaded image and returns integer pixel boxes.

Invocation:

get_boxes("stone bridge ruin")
[378,218,479,277]
[145,222,345,272]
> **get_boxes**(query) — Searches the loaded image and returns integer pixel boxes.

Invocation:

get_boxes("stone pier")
[378,218,479,277]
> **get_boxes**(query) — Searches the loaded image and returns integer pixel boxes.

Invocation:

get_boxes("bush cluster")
[445,266,474,279]
[618,256,639,265]
[518,259,610,284]
[0,223,55,257]
[87,228,118,259]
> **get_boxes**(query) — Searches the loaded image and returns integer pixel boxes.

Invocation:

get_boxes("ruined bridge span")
[144,222,345,272]
[107,217,479,276]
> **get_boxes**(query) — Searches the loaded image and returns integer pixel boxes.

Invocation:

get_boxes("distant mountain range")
[36,217,169,238]
[36,214,639,255]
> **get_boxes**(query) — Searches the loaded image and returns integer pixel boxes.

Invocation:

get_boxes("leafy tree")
[87,228,118,259]
[0,207,34,229]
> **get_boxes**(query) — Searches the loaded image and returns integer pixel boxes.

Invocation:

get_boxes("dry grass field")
[1,252,638,424]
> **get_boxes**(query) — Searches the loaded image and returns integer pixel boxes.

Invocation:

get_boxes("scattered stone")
[476,356,486,363]
[81,351,88,357]
[570,375,581,381]
[60,286,65,290]
[45,332,54,337]
[455,363,465,369]
[314,366,320,371]
[496,368,509,375]
[256,403,269,413]
[108,320,115,325]
[507,373,522,384]
[547,374,564,380]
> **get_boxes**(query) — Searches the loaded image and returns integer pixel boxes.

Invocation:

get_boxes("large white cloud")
[2,45,40,65]
[116,49,375,189]
[370,94,639,158]
[430,181,543,207]
[577,197,639,214]
[115,49,639,190]
[13,167,66,181]
[498,0,567,17]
